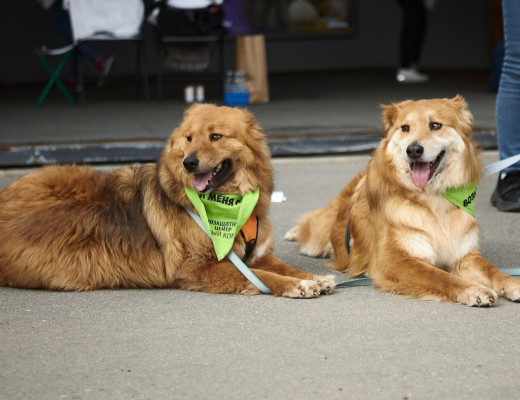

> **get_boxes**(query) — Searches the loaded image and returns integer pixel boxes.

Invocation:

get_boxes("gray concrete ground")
[1,151,520,400]
[1,70,518,399]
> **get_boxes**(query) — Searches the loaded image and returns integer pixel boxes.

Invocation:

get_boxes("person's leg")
[77,43,102,66]
[52,0,112,86]
[397,0,427,68]
[51,0,78,83]
[395,0,429,82]
[497,0,520,166]
[491,0,520,211]
[51,1,73,43]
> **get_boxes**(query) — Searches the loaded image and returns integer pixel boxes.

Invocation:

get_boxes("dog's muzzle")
[183,153,199,172]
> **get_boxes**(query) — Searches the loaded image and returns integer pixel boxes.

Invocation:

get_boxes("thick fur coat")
[286,96,520,306]
[0,104,334,297]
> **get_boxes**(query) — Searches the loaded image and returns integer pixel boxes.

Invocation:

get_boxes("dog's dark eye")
[210,133,222,141]
[401,125,410,132]
[430,122,442,130]
[186,136,192,142]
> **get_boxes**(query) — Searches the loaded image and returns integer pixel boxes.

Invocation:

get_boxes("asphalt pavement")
[1,151,520,400]
[1,70,518,399]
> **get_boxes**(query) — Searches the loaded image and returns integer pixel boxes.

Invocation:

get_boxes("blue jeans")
[497,0,520,171]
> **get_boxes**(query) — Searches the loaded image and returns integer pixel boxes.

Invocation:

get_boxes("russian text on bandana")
[442,182,477,217]
[185,187,260,260]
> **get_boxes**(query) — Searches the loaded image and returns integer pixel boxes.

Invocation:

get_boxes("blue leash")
[336,277,372,287]
[336,268,520,288]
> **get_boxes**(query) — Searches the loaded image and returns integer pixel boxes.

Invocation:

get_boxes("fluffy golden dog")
[0,104,335,297]
[286,96,520,306]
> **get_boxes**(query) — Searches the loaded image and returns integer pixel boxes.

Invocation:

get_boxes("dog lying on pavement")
[0,104,335,298]
[286,96,520,306]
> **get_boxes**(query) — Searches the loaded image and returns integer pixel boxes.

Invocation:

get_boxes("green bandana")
[185,187,260,260]
[442,182,477,217]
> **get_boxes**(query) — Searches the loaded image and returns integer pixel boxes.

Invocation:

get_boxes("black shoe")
[490,171,520,212]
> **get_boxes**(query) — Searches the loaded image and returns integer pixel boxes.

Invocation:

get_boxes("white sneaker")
[396,67,429,83]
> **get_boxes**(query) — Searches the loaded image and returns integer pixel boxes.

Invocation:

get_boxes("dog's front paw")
[314,274,336,295]
[457,285,498,307]
[283,280,320,299]
[501,280,520,302]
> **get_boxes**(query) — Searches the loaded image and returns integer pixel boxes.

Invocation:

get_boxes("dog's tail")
[284,206,335,258]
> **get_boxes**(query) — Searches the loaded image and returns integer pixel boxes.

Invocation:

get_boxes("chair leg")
[76,50,86,105]
[143,41,150,102]
[136,41,141,100]
[137,40,150,101]
[157,42,163,101]
[218,37,225,100]
[36,50,76,107]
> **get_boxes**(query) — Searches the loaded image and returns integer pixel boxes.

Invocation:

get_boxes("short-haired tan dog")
[286,96,520,306]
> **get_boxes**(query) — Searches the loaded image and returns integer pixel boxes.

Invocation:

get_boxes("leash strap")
[185,207,272,294]
[336,268,520,287]
[336,277,372,287]
[345,220,351,256]
[483,153,520,177]
[501,267,520,277]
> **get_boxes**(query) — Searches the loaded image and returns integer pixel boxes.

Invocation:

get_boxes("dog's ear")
[451,95,474,136]
[182,102,203,119]
[381,103,399,138]
[169,104,202,148]
[241,108,265,139]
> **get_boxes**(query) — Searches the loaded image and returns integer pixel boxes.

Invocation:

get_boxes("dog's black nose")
[183,154,199,172]
[406,144,424,159]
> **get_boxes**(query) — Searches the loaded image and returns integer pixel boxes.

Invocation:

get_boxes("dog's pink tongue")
[192,171,213,192]
[411,162,430,187]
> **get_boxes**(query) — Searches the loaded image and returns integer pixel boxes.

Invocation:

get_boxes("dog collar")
[239,214,258,262]
[442,182,477,217]
[185,187,260,260]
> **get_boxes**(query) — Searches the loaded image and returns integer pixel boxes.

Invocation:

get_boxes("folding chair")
[68,0,149,103]
[36,0,148,106]
[35,43,76,107]
[151,0,226,100]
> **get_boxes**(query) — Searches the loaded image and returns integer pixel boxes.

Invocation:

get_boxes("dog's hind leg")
[454,253,520,302]
[283,225,300,241]
[285,207,334,258]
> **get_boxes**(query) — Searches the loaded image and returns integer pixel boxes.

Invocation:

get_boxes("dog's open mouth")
[192,159,232,193]
[410,151,445,188]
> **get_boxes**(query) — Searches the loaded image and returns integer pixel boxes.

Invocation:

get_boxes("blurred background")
[0,0,503,166]
[1,0,501,82]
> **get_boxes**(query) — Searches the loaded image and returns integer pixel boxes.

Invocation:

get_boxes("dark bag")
[157,2,227,36]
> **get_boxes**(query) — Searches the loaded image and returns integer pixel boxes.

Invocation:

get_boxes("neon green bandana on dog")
[185,187,260,260]
[442,182,477,217]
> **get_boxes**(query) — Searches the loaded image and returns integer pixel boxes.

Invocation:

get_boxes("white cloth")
[66,0,144,41]
[164,0,223,9]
